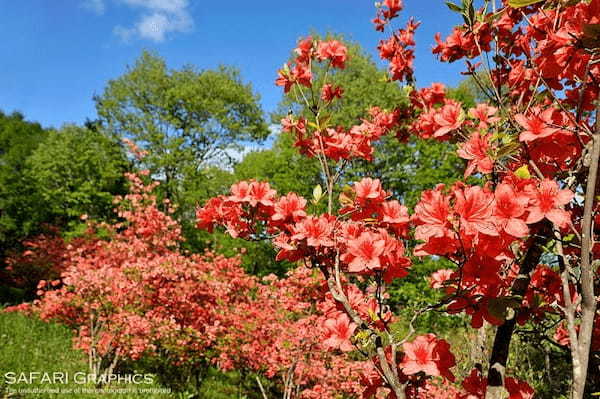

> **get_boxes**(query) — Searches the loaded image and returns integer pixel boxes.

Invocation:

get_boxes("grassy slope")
[0,311,261,399]
[0,311,170,399]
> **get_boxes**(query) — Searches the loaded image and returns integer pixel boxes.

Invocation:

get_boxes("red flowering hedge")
[20,172,364,398]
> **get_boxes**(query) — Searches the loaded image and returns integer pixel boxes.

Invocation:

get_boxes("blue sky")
[0,0,464,129]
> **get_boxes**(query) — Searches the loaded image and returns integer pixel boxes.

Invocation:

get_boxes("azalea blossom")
[292,216,335,248]
[454,185,497,237]
[433,100,464,137]
[430,269,455,289]
[469,103,500,129]
[272,193,307,223]
[353,178,387,205]
[322,313,356,352]
[505,377,535,399]
[525,179,573,228]
[515,108,559,142]
[321,84,344,102]
[400,334,456,381]
[249,181,277,207]
[457,131,494,178]
[344,231,386,273]
[316,40,348,69]
[493,183,530,237]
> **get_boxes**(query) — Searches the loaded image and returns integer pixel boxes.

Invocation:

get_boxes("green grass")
[0,311,170,399]
[0,311,267,399]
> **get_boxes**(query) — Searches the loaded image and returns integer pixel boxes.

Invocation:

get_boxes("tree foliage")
[25,125,129,232]
[94,51,270,204]
[0,111,47,251]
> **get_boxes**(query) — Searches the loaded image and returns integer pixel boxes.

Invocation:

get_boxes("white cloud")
[82,0,106,15]
[83,0,193,42]
[114,0,193,42]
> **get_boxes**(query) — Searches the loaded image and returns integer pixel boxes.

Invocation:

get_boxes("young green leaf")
[508,0,544,8]
[445,2,463,12]
[514,165,531,179]
[312,184,323,204]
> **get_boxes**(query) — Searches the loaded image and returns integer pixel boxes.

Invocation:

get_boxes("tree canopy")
[0,111,47,248]
[95,51,270,203]
[25,125,129,233]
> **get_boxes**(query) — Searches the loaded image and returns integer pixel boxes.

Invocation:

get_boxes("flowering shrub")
[196,0,600,398]
[213,266,368,398]
[26,172,363,397]
[2,226,96,301]
[2,227,67,299]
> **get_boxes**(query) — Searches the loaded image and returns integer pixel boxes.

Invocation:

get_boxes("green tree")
[0,118,129,302]
[24,125,130,234]
[0,111,47,256]
[94,51,270,205]
[448,76,480,110]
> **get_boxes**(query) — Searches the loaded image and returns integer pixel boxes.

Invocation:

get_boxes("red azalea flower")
[230,181,252,203]
[433,100,464,137]
[457,131,494,178]
[321,84,344,102]
[322,313,356,352]
[272,193,307,223]
[275,67,294,93]
[469,103,499,129]
[354,178,387,205]
[515,107,560,142]
[430,269,455,289]
[493,183,530,237]
[292,216,335,247]
[505,377,534,399]
[316,40,348,69]
[294,36,313,62]
[400,334,456,380]
[454,185,498,237]
[526,179,573,228]
[345,231,386,273]
[249,181,276,207]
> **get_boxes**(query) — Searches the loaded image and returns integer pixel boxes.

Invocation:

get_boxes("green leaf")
[496,142,520,158]
[445,2,463,12]
[467,0,475,26]
[541,239,557,254]
[514,165,531,179]
[562,234,575,243]
[317,113,331,130]
[508,0,544,8]
[312,184,323,204]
